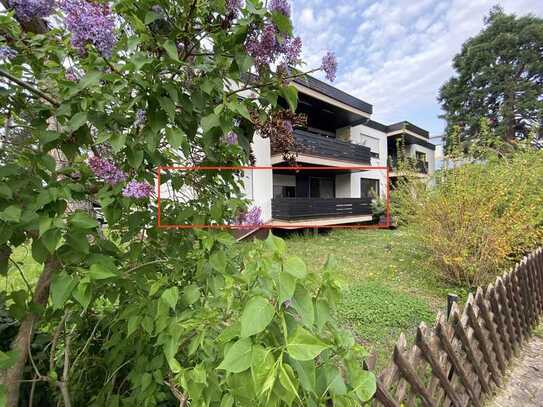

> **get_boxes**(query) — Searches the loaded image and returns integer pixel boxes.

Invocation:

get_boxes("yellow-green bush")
[395,149,543,287]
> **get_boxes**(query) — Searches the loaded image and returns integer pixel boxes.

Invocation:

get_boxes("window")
[273,185,295,198]
[415,151,427,161]
[309,177,334,198]
[359,133,380,158]
[361,178,379,199]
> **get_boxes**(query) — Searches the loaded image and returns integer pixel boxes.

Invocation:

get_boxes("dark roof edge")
[387,121,429,138]
[293,76,373,115]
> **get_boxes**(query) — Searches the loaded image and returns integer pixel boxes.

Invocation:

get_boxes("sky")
[291,0,543,140]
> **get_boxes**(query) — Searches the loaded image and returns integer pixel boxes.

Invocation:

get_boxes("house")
[244,75,436,227]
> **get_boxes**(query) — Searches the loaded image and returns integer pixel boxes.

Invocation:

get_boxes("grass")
[283,228,460,371]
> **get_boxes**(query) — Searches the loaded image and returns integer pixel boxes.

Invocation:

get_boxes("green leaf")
[38,216,52,237]
[88,263,117,280]
[69,212,99,229]
[0,184,13,199]
[201,113,221,133]
[290,359,316,392]
[127,148,144,169]
[182,284,200,305]
[0,205,21,223]
[127,315,141,337]
[281,85,298,112]
[271,11,293,34]
[278,272,296,304]
[217,338,252,373]
[235,52,253,74]
[286,327,329,361]
[159,96,176,121]
[315,298,330,332]
[0,350,19,369]
[278,363,299,401]
[265,233,286,255]
[209,250,227,273]
[161,287,179,310]
[79,71,102,90]
[240,296,275,338]
[162,40,179,62]
[40,229,61,253]
[292,286,314,327]
[51,271,76,309]
[352,369,376,402]
[144,10,160,24]
[251,345,275,392]
[72,280,91,308]
[283,256,307,279]
[68,112,88,132]
[166,128,186,149]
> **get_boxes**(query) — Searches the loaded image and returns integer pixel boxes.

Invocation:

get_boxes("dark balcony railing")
[272,197,372,220]
[272,129,371,164]
[389,157,429,174]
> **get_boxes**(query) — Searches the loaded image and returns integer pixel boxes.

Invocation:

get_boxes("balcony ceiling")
[280,93,366,130]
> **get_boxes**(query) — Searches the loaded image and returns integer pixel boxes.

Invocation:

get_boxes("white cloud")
[292,0,543,134]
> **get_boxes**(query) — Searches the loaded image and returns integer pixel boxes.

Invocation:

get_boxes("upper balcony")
[389,157,429,176]
[271,129,372,166]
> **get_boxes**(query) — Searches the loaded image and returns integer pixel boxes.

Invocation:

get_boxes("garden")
[1,0,542,406]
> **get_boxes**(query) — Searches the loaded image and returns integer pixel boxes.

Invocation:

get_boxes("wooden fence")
[367,247,543,407]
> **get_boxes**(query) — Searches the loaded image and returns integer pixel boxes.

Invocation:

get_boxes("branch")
[226,68,320,97]
[0,69,59,107]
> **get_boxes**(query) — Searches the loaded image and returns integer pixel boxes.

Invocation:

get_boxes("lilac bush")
[236,206,263,225]
[134,109,146,127]
[269,0,290,17]
[88,156,126,185]
[8,0,55,22]
[0,46,17,60]
[321,51,338,82]
[122,180,153,199]
[61,0,116,57]
[225,131,238,145]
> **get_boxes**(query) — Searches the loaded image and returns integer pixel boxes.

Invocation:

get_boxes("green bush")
[395,148,543,287]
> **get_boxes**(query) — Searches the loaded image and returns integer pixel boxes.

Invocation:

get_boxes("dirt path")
[488,328,543,406]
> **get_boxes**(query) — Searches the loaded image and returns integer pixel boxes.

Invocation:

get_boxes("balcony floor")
[271,214,373,228]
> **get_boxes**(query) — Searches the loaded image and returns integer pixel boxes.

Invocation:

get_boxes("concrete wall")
[245,134,273,222]
[408,143,436,175]
[335,174,351,198]
[348,123,388,199]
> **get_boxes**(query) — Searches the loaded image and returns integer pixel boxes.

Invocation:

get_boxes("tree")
[439,6,543,150]
[0,0,374,406]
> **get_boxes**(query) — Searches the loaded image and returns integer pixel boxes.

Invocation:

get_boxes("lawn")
[282,228,461,371]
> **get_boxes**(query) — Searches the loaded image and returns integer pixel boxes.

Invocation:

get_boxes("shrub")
[395,148,543,287]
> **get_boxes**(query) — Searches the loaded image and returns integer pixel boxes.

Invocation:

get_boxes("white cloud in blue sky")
[291,0,543,137]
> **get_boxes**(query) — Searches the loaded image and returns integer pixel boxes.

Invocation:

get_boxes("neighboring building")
[245,75,436,227]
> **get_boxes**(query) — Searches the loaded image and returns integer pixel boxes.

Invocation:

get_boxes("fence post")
[447,293,459,320]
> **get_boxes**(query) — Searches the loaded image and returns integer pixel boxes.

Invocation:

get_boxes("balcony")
[271,129,371,165]
[389,157,429,174]
[272,197,372,221]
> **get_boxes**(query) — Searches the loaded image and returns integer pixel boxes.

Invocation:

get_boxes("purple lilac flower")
[245,22,278,67]
[321,51,337,82]
[269,0,290,17]
[88,156,127,185]
[122,180,153,199]
[226,0,242,17]
[283,36,301,65]
[225,131,238,145]
[61,0,117,58]
[8,0,55,22]
[65,68,78,81]
[236,206,263,226]
[282,120,293,135]
[134,109,146,127]
[0,46,17,60]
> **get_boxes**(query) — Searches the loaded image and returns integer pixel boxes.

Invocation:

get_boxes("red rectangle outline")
[156,165,390,229]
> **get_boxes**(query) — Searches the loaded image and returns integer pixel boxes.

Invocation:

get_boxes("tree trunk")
[2,256,59,407]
